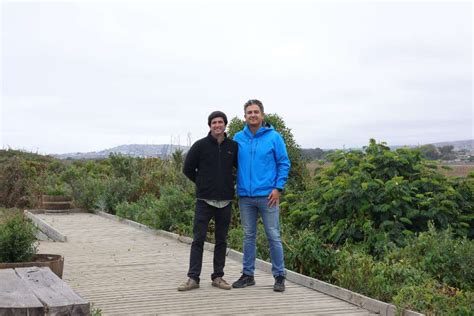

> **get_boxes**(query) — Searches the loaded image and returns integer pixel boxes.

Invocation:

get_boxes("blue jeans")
[239,196,285,277]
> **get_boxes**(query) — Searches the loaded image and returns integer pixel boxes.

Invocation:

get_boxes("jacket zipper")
[218,142,222,199]
[249,136,254,196]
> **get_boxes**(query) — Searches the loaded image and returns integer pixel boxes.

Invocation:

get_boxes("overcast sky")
[1,1,472,154]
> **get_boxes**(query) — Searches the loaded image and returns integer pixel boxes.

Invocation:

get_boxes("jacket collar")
[243,122,273,138]
[207,131,227,144]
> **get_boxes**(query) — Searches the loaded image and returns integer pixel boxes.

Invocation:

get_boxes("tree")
[227,113,308,190]
[419,144,440,160]
[438,145,456,161]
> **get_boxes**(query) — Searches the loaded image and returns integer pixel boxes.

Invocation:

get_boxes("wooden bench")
[0,267,90,316]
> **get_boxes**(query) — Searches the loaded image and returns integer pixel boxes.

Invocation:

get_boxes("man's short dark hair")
[208,111,228,126]
[244,99,264,114]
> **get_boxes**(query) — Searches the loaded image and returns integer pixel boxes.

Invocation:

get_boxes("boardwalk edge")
[94,210,424,316]
[25,210,68,242]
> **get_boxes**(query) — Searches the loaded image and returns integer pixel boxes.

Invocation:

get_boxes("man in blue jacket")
[232,99,291,292]
[178,111,238,291]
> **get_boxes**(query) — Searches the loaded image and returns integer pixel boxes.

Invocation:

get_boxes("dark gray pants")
[187,199,231,282]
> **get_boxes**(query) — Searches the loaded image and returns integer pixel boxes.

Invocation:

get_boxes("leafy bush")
[0,213,37,262]
[387,224,474,291]
[393,281,474,316]
[333,245,430,303]
[0,152,51,208]
[152,185,194,232]
[69,177,106,210]
[287,139,472,254]
[284,228,336,282]
[116,185,194,233]
[102,177,139,214]
[116,193,160,225]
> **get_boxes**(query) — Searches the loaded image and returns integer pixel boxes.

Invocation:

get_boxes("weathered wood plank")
[24,211,67,242]
[15,267,90,316]
[0,269,44,316]
[36,213,376,316]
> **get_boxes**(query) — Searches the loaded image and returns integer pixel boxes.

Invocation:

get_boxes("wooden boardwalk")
[37,213,374,315]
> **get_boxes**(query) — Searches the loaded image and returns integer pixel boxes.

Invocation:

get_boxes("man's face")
[244,104,264,128]
[210,117,226,138]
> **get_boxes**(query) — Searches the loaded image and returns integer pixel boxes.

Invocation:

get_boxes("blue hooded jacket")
[233,123,291,197]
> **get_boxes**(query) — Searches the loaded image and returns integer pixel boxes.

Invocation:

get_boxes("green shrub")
[0,213,37,262]
[0,154,50,208]
[116,193,160,225]
[387,224,474,291]
[44,183,71,196]
[333,245,429,302]
[116,185,194,233]
[284,228,336,282]
[69,177,106,210]
[287,139,472,254]
[102,177,138,214]
[152,185,194,232]
[227,227,244,252]
[393,281,474,316]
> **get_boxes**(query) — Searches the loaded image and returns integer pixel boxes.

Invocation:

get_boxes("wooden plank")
[36,213,376,316]
[0,269,44,316]
[24,211,67,242]
[15,267,90,316]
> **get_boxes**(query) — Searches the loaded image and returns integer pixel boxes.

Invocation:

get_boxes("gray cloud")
[2,2,472,153]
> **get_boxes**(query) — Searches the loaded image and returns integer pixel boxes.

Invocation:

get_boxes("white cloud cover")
[1,1,472,153]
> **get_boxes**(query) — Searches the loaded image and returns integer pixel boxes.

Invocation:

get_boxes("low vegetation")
[0,117,472,314]
[0,208,38,263]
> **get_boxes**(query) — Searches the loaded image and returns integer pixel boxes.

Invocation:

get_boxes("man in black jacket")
[178,111,238,291]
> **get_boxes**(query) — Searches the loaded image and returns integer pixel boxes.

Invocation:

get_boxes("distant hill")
[389,139,473,151]
[54,139,472,160]
[428,139,473,151]
[301,139,473,160]
[53,144,190,160]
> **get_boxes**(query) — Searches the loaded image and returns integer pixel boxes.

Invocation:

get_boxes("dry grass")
[306,162,474,178]
[306,161,331,176]
[0,208,22,224]
[437,164,474,178]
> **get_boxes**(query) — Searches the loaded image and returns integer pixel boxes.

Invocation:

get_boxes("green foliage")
[419,144,441,160]
[116,193,160,225]
[387,224,474,291]
[393,281,474,316]
[287,139,473,254]
[227,113,308,190]
[284,228,336,282]
[44,183,71,196]
[171,149,184,171]
[333,245,430,302]
[2,140,473,315]
[0,151,51,208]
[116,185,194,233]
[301,148,327,161]
[226,227,244,252]
[109,153,142,181]
[0,213,37,263]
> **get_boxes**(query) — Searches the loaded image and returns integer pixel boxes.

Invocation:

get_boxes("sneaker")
[232,274,255,288]
[212,277,232,290]
[177,278,199,291]
[273,275,285,292]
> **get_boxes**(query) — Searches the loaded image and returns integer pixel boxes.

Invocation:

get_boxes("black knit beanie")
[208,111,228,126]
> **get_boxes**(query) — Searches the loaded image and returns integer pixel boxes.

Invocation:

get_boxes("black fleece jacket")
[183,133,238,200]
